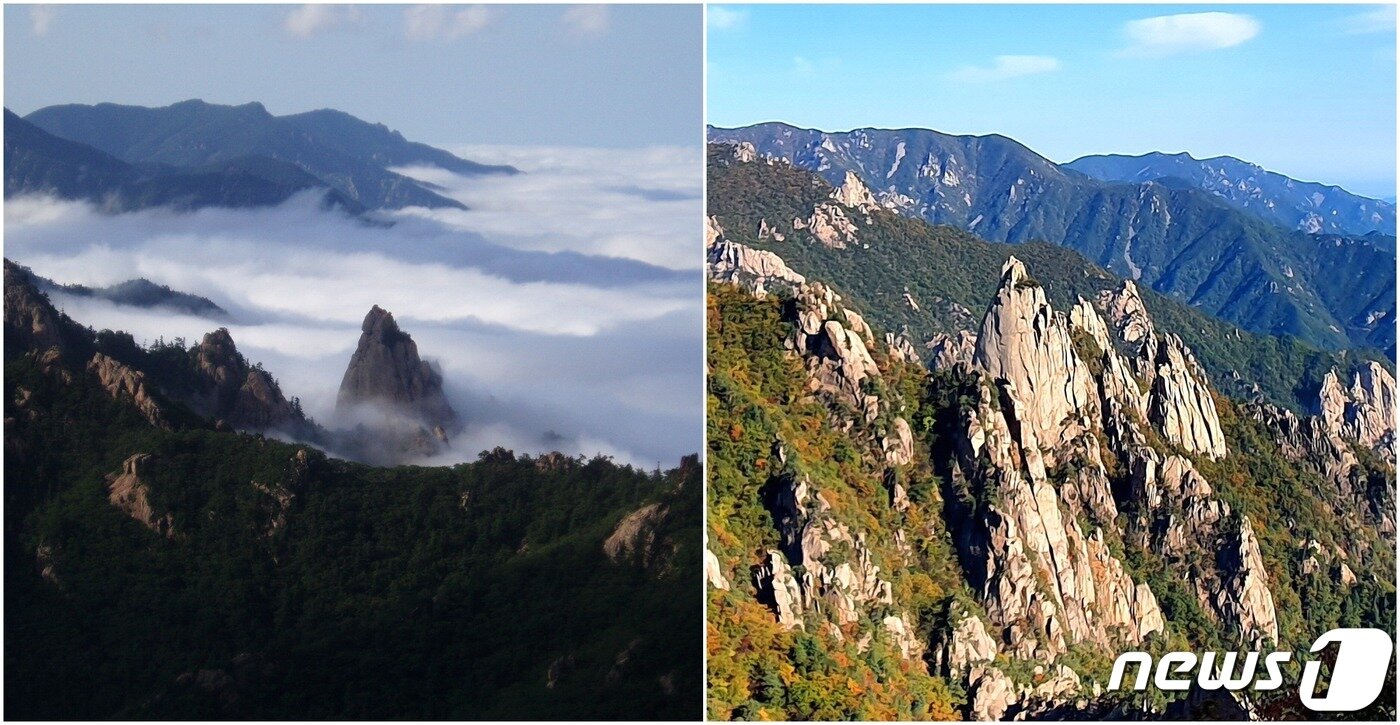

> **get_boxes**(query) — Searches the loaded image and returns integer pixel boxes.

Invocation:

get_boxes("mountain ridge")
[20,99,516,212]
[1067,150,1395,238]
[708,123,1396,356]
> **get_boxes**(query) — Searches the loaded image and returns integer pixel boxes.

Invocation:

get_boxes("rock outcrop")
[337,306,458,431]
[106,453,174,537]
[4,260,68,355]
[194,329,300,430]
[708,240,806,293]
[1095,280,1156,347]
[946,374,1164,661]
[796,203,858,248]
[1215,518,1280,646]
[928,330,976,370]
[87,353,169,428]
[1143,335,1227,459]
[704,548,730,590]
[755,549,804,629]
[603,502,669,569]
[831,170,879,213]
[789,283,881,417]
[1318,362,1396,462]
[972,256,1097,458]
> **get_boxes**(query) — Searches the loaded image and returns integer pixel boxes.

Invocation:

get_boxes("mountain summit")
[336,305,457,431]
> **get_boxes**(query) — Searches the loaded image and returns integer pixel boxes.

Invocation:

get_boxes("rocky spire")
[972,256,1097,456]
[830,170,879,212]
[1144,334,1227,459]
[1318,362,1396,461]
[337,306,457,430]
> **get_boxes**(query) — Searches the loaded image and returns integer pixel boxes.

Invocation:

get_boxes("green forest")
[5,281,700,719]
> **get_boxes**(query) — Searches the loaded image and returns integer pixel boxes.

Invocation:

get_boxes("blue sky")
[709,4,1397,198]
[5,4,701,148]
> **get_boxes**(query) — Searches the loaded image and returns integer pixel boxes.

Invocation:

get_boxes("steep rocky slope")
[707,219,1395,718]
[708,126,1396,355]
[335,305,459,462]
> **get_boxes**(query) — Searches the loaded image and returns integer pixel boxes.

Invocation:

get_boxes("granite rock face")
[1143,334,1227,459]
[972,256,1098,458]
[946,376,1165,661]
[1215,518,1280,647]
[831,170,879,213]
[1095,280,1156,348]
[337,306,458,430]
[1318,362,1396,462]
[87,353,169,429]
[4,260,68,355]
[194,328,301,430]
[106,453,173,538]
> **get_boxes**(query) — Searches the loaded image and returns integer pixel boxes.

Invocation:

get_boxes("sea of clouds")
[3,145,702,468]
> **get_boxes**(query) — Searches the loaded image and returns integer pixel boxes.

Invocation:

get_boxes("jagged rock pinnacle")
[337,306,457,430]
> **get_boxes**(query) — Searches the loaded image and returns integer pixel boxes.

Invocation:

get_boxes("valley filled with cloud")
[4,144,701,468]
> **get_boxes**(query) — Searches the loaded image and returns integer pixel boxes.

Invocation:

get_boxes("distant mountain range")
[1066,151,1395,238]
[6,100,516,213]
[5,110,365,214]
[709,123,1395,355]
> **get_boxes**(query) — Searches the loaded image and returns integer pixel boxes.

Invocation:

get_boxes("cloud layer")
[948,55,1060,83]
[283,4,361,39]
[404,4,492,41]
[561,5,610,36]
[1118,12,1260,58]
[4,145,701,469]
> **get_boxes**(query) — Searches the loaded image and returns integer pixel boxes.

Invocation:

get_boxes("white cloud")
[708,7,747,31]
[4,144,700,468]
[947,55,1060,83]
[29,5,55,37]
[283,4,361,39]
[1118,12,1260,58]
[404,5,493,41]
[561,5,609,36]
[1337,6,1396,35]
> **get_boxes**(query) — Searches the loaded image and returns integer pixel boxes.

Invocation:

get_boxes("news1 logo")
[1108,628,1395,712]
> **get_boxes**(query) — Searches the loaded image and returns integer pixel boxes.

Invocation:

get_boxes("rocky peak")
[194,328,299,431]
[972,256,1097,456]
[1095,280,1156,348]
[337,306,458,430]
[1143,334,1227,459]
[831,170,879,212]
[1318,362,1396,461]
